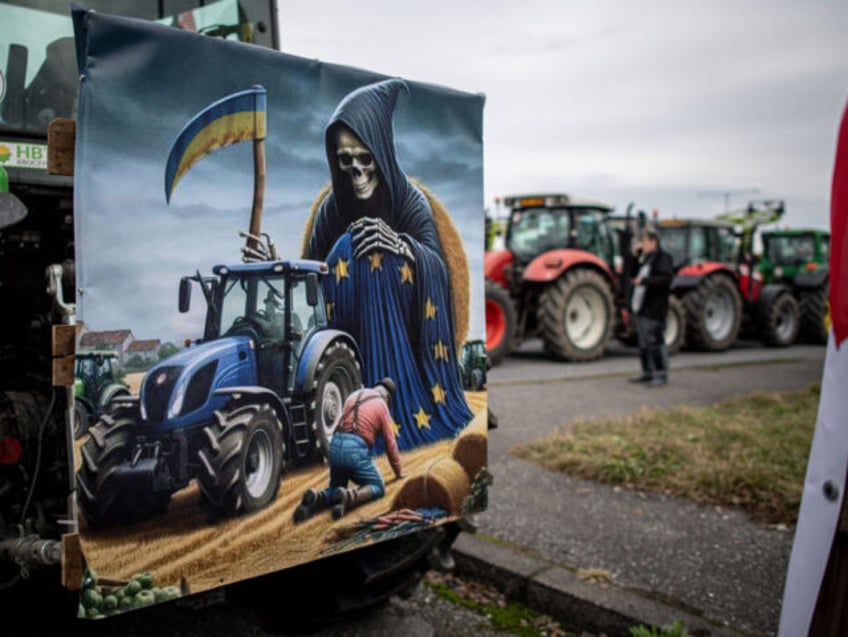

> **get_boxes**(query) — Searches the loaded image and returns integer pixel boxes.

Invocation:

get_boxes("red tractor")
[656,200,799,351]
[484,194,684,366]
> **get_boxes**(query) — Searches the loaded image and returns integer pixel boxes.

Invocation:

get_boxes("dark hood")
[324,78,409,214]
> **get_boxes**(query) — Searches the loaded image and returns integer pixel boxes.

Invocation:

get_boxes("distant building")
[78,329,134,363]
[126,339,161,364]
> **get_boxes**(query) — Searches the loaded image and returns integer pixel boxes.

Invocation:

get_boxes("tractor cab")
[760,230,830,280]
[502,194,616,267]
[180,259,328,395]
[656,219,739,272]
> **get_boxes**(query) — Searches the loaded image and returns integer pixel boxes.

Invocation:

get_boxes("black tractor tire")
[682,275,743,352]
[799,286,829,345]
[76,412,171,530]
[197,403,284,517]
[73,400,92,440]
[308,340,362,460]
[665,295,686,356]
[470,367,485,391]
[537,268,614,362]
[761,292,800,347]
[485,279,517,367]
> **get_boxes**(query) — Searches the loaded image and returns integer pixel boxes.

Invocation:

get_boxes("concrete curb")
[451,532,743,637]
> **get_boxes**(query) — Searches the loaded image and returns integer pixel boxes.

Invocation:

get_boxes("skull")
[336,128,378,200]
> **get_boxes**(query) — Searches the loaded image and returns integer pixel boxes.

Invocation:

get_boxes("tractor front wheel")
[76,413,171,529]
[197,403,284,517]
[683,275,742,352]
[537,268,614,362]
[309,340,362,460]
[485,279,517,367]
[762,292,800,347]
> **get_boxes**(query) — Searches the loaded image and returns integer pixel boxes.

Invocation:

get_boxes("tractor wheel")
[537,268,614,362]
[665,295,686,355]
[761,292,800,347]
[308,340,362,460]
[682,275,742,352]
[197,403,283,516]
[799,286,829,344]
[470,368,485,391]
[73,401,92,440]
[76,412,170,529]
[485,279,517,367]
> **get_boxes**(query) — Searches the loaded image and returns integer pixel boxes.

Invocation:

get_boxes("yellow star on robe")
[431,383,446,405]
[433,340,449,361]
[326,302,334,322]
[414,407,431,430]
[392,420,401,436]
[370,251,383,272]
[399,262,414,284]
[334,258,349,284]
[425,297,438,320]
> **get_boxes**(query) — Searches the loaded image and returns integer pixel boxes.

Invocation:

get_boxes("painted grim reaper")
[303,78,473,451]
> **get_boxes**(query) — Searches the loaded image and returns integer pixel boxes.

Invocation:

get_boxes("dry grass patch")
[512,385,819,525]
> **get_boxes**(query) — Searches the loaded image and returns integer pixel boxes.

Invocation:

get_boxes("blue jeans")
[320,432,385,500]
[635,315,668,380]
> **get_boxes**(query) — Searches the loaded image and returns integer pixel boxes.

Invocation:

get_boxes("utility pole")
[697,188,760,212]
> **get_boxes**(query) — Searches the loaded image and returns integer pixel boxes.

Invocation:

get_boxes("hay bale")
[391,457,470,515]
[452,432,487,482]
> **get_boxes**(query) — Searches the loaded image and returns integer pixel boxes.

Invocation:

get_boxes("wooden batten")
[47,118,76,177]
[61,533,84,590]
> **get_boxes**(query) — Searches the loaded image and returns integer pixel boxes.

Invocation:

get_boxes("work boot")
[629,349,653,383]
[331,486,376,520]
[293,488,328,524]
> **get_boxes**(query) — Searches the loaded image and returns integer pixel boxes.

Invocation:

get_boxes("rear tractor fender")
[522,249,613,285]
[294,330,362,396]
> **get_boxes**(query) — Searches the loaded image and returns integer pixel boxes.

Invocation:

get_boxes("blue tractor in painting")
[76,258,362,529]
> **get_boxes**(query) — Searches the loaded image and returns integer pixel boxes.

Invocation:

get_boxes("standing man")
[629,228,674,386]
[293,378,404,523]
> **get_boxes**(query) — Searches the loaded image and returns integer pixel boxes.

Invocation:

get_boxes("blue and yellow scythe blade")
[164,85,267,203]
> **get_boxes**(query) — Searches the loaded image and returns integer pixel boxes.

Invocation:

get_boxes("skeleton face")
[336,128,378,200]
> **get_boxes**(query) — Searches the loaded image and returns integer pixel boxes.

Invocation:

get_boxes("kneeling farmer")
[294,378,404,522]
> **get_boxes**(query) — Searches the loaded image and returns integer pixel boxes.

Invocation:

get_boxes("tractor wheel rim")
[322,380,344,440]
[565,286,606,349]
[704,287,734,341]
[245,429,274,499]
[486,300,506,350]
[776,302,796,341]
[664,311,680,347]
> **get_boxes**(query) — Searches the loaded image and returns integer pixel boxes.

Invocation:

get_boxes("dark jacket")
[629,247,674,321]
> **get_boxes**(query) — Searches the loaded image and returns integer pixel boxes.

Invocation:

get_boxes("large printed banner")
[71,6,487,616]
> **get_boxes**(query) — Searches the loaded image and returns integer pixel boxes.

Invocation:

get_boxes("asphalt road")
[70,338,826,636]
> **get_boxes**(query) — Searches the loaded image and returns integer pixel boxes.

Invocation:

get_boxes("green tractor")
[460,339,488,391]
[73,351,131,439]
[758,229,830,343]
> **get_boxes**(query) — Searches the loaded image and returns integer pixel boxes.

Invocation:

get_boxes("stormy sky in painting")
[73,9,485,346]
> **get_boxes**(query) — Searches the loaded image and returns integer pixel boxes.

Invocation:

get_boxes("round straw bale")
[391,457,470,514]
[452,432,487,481]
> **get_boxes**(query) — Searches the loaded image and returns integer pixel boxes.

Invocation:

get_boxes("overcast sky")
[277,1,848,231]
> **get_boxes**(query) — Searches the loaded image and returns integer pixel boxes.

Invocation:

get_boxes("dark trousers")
[635,314,668,380]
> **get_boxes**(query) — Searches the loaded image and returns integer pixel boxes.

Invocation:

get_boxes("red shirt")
[338,388,402,477]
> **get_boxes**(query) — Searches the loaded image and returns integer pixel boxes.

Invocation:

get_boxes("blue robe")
[307,79,472,451]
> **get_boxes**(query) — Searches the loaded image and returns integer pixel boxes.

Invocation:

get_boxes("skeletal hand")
[348,217,414,262]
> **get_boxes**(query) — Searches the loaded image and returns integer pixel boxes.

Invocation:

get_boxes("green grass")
[511,385,819,525]
[425,572,580,637]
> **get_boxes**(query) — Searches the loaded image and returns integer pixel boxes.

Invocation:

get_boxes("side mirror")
[178,277,192,313]
[306,273,319,307]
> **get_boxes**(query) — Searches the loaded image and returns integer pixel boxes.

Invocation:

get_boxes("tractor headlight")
[168,382,187,419]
